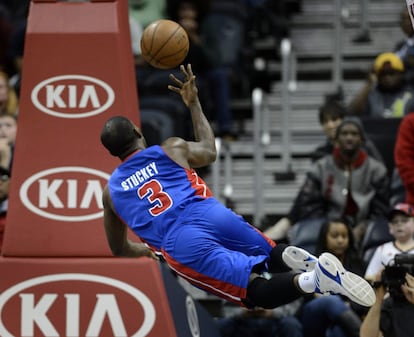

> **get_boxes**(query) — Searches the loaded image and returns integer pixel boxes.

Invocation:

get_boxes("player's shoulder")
[161,136,186,148]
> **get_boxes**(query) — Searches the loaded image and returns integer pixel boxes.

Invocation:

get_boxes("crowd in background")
[0,1,414,337]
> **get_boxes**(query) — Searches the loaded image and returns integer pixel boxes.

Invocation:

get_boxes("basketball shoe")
[282,246,317,272]
[283,246,376,307]
[315,252,376,307]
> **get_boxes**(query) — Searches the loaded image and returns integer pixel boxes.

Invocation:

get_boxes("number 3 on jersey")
[137,179,173,216]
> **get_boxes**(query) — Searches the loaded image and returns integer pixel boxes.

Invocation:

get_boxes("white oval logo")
[31,75,115,118]
[0,273,156,337]
[20,166,109,222]
[186,295,200,337]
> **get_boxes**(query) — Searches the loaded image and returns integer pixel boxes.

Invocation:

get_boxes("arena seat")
[360,217,394,265]
[289,217,325,255]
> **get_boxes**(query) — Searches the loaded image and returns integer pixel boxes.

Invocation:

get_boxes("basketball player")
[100,64,375,309]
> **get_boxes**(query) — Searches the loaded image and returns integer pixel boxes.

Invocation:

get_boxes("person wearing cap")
[348,52,414,118]
[265,118,390,246]
[361,202,414,337]
[364,202,414,281]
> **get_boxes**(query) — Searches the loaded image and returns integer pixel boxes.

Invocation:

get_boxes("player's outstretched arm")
[102,185,158,259]
[167,64,216,167]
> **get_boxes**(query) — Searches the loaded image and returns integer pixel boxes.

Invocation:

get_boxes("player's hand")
[168,64,198,107]
[147,250,160,261]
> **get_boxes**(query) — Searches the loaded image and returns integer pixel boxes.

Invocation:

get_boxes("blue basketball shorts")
[161,198,276,306]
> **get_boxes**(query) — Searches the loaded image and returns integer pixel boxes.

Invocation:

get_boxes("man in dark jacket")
[265,118,390,246]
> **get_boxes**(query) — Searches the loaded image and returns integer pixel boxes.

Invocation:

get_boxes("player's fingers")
[187,64,194,77]
[189,75,196,86]
[169,74,183,86]
[180,64,189,78]
[167,85,180,93]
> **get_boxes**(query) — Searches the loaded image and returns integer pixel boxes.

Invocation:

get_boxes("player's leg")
[198,200,317,273]
[161,222,271,307]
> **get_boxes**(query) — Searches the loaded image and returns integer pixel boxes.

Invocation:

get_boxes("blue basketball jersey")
[108,145,213,250]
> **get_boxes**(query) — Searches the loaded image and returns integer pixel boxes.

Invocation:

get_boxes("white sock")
[298,271,316,293]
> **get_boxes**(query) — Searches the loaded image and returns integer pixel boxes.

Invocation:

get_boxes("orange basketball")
[140,19,189,69]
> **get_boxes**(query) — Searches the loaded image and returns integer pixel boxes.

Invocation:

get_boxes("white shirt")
[365,241,414,279]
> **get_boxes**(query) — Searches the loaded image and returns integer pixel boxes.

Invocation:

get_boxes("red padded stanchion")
[3,0,139,257]
[0,258,179,337]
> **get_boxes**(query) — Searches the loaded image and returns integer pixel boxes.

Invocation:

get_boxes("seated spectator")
[311,98,383,163]
[0,113,16,252]
[364,203,414,282]
[395,112,414,206]
[0,165,9,253]
[394,6,414,85]
[360,270,414,337]
[264,118,390,246]
[0,71,18,116]
[348,52,414,118]
[0,113,17,171]
[217,304,303,337]
[299,218,367,337]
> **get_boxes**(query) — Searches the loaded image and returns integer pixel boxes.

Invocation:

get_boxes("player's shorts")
[161,198,275,307]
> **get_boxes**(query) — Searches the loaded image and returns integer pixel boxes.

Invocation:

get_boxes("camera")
[380,254,414,301]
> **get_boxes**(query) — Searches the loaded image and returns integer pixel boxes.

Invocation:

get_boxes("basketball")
[140,19,189,69]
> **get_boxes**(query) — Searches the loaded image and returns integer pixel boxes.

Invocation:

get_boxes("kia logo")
[0,273,156,337]
[31,75,115,118]
[20,166,109,222]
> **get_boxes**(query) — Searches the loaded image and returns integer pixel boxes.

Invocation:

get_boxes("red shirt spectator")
[395,112,414,205]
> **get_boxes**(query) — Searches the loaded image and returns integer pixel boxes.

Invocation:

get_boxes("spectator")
[264,118,390,246]
[0,165,9,253]
[395,112,414,206]
[0,113,16,252]
[0,71,18,116]
[360,270,414,337]
[348,52,414,118]
[394,6,414,84]
[128,0,166,32]
[7,2,28,98]
[128,0,166,68]
[311,98,383,163]
[0,113,16,171]
[217,304,303,337]
[364,203,414,282]
[167,0,241,140]
[299,218,367,337]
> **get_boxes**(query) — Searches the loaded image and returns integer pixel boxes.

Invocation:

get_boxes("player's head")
[100,116,146,158]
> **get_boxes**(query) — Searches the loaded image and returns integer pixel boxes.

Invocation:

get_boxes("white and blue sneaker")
[315,252,376,307]
[282,246,318,272]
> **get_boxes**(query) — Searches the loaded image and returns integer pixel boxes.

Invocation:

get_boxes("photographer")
[365,203,414,282]
[360,269,414,337]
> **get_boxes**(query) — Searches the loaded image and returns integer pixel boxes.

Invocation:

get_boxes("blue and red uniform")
[108,145,275,306]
